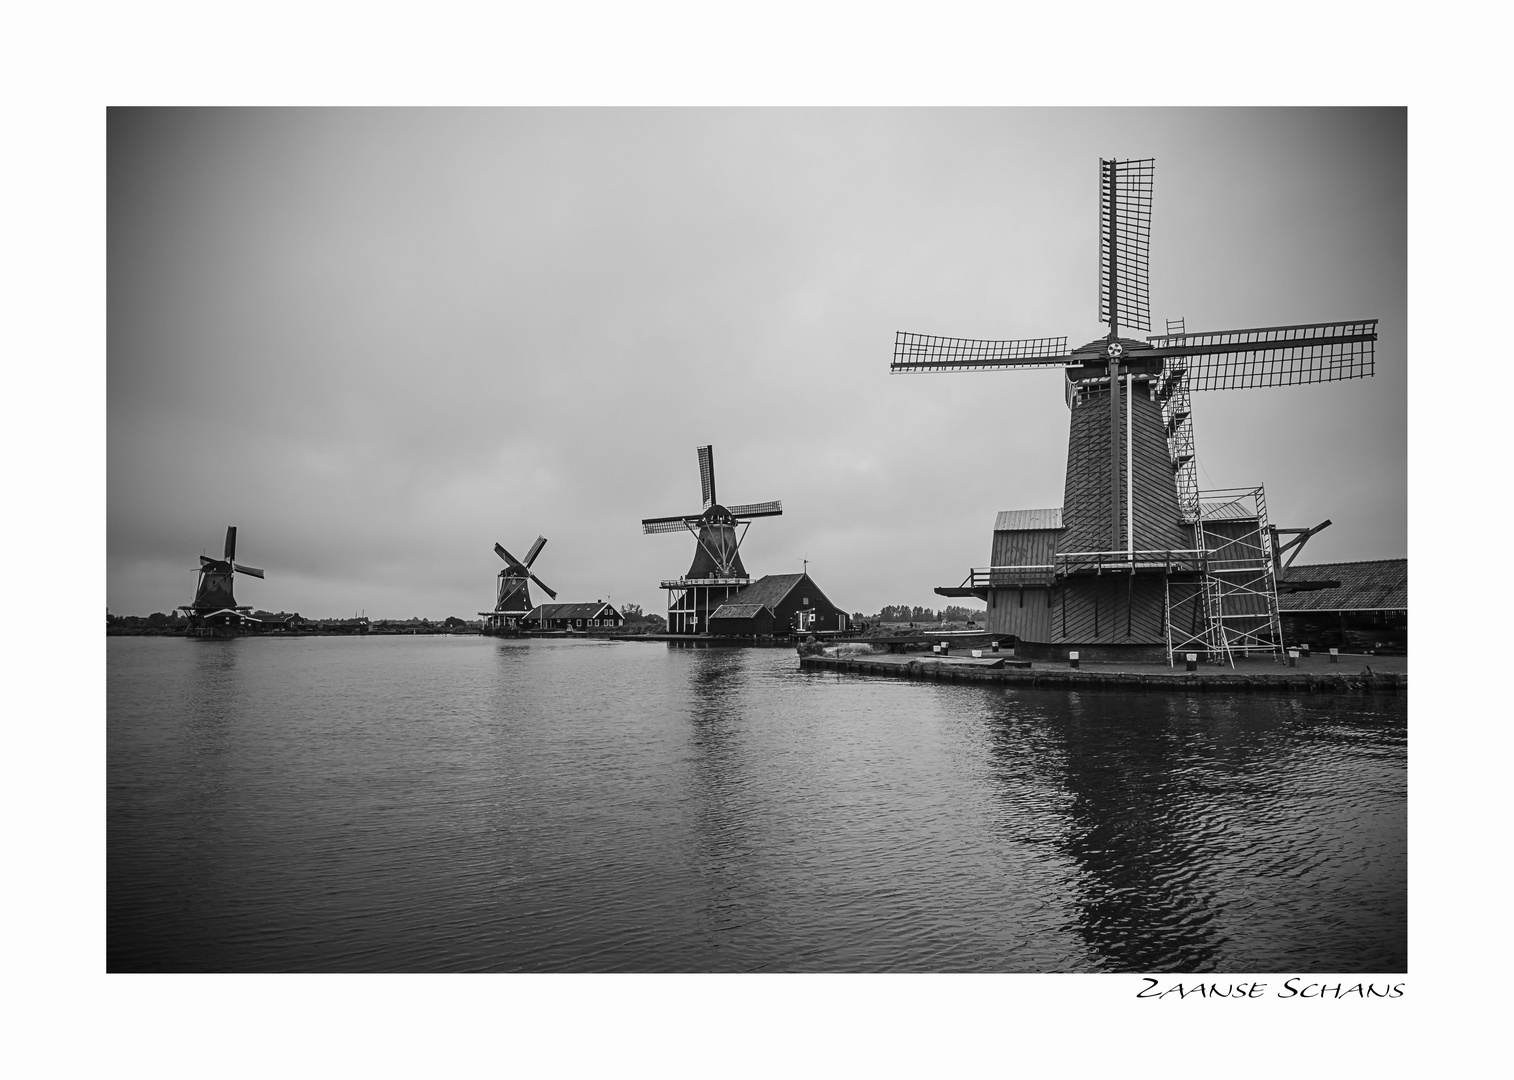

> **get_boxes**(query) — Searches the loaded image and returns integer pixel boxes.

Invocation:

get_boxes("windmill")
[480,536,556,635]
[894,157,1377,664]
[180,526,265,636]
[642,444,782,634]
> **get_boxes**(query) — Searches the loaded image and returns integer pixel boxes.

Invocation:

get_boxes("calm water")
[107,635,1406,973]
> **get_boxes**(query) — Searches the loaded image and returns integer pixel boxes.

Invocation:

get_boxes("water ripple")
[108,636,1405,972]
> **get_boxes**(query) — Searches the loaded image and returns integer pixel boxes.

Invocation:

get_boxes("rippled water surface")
[107,636,1406,972]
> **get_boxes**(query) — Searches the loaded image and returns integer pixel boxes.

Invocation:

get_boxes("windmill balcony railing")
[660,575,753,589]
[963,566,1059,589]
[1053,549,1208,576]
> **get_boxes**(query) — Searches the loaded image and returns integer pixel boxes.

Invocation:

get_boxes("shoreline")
[799,650,1405,696]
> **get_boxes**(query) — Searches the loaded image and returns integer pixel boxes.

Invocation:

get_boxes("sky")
[107,108,1406,620]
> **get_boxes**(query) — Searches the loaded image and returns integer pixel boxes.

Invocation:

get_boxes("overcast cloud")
[107,107,1405,620]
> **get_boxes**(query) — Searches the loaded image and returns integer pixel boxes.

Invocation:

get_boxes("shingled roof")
[529,602,621,621]
[710,603,772,620]
[725,573,808,608]
[1277,559,1407,612]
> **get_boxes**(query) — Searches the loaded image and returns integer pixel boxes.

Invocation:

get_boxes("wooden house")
[706,573,847,637]
[525,601,625,631]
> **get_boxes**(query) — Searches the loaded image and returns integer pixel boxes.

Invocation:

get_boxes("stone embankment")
[799,649,1404,695]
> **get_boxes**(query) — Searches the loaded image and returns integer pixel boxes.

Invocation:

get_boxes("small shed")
[1277,558,1407,653]
[707,603,776,636]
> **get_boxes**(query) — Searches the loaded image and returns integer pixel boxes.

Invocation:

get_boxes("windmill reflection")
[982,692,1255,972]
[675,647,775,968]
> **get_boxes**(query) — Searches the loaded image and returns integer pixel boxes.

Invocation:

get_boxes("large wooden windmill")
[896,158,1377,664]
[642,444,782,634]
[480,536,556,635]
[180,526,265,637]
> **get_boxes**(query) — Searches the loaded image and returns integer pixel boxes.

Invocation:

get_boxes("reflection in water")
[979,690,1407,973]
[109,637,1405,972]
[1052,693,1225,971]
[680,649,768,967]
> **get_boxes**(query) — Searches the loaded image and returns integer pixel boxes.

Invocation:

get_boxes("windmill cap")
[1070,335,1154,359]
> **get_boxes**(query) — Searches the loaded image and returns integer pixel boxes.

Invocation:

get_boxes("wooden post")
[1110,355,1122,550]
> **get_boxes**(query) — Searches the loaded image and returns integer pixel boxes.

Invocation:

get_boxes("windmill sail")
[1099,157,1155,333]
[698,445,717,509]
[891,332,1071,373]
[1146,320,1377,390]
[642,516,698,534]
[726,501,782,518]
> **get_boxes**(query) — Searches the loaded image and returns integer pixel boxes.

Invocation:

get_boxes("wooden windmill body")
[480,536,556,635]
[899,159,1377,664]
[180,525,266,637]
[642,445,782,634]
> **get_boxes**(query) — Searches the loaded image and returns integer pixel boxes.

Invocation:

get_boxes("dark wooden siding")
[987,587,1054,641]
[709,610,775,636]
[1058,385,1193,556]
[1051,575,1170,645]
[991,527,1061,567]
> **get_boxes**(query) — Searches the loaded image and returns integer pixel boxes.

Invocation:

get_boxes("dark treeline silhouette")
[873,605,984,623]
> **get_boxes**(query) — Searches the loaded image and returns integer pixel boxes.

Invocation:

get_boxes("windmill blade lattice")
[1146,320,1377,390]
[1099,157,1155,333]
[725,501,782,518]
[891,332,1071,374]
[698,445,717,509]
[642,517,696,535]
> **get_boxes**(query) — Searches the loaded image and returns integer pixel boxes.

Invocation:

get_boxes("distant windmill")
[642,444,782,634]
[481,536,556,635]
[181,526,265,636]
[896,158,1377,664]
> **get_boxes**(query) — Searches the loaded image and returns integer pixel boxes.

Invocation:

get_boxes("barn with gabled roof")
[705,572,847,637]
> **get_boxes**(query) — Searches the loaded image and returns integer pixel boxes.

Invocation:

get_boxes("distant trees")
[443,616,466,628]
[877,605,936,622]
[872,604,985,623]
[621,602,644,619]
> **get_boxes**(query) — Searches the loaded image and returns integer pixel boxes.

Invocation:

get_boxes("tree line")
[870,605,984,623]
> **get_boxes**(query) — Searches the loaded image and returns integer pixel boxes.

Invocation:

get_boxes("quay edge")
[798,654,1404,696]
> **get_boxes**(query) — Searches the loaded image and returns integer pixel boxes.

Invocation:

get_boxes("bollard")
[940,642,950,655]
[991,640,1000,653]
[1186,652,1198,672]
[1300,643,1311,658]
[1329,647,1339,663]
[1287,649,1299,667]
[1069,650,1080,670]
[932,644,941,654]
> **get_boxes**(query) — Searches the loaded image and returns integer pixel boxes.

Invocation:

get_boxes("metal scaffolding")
[1165,486,1284,667]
